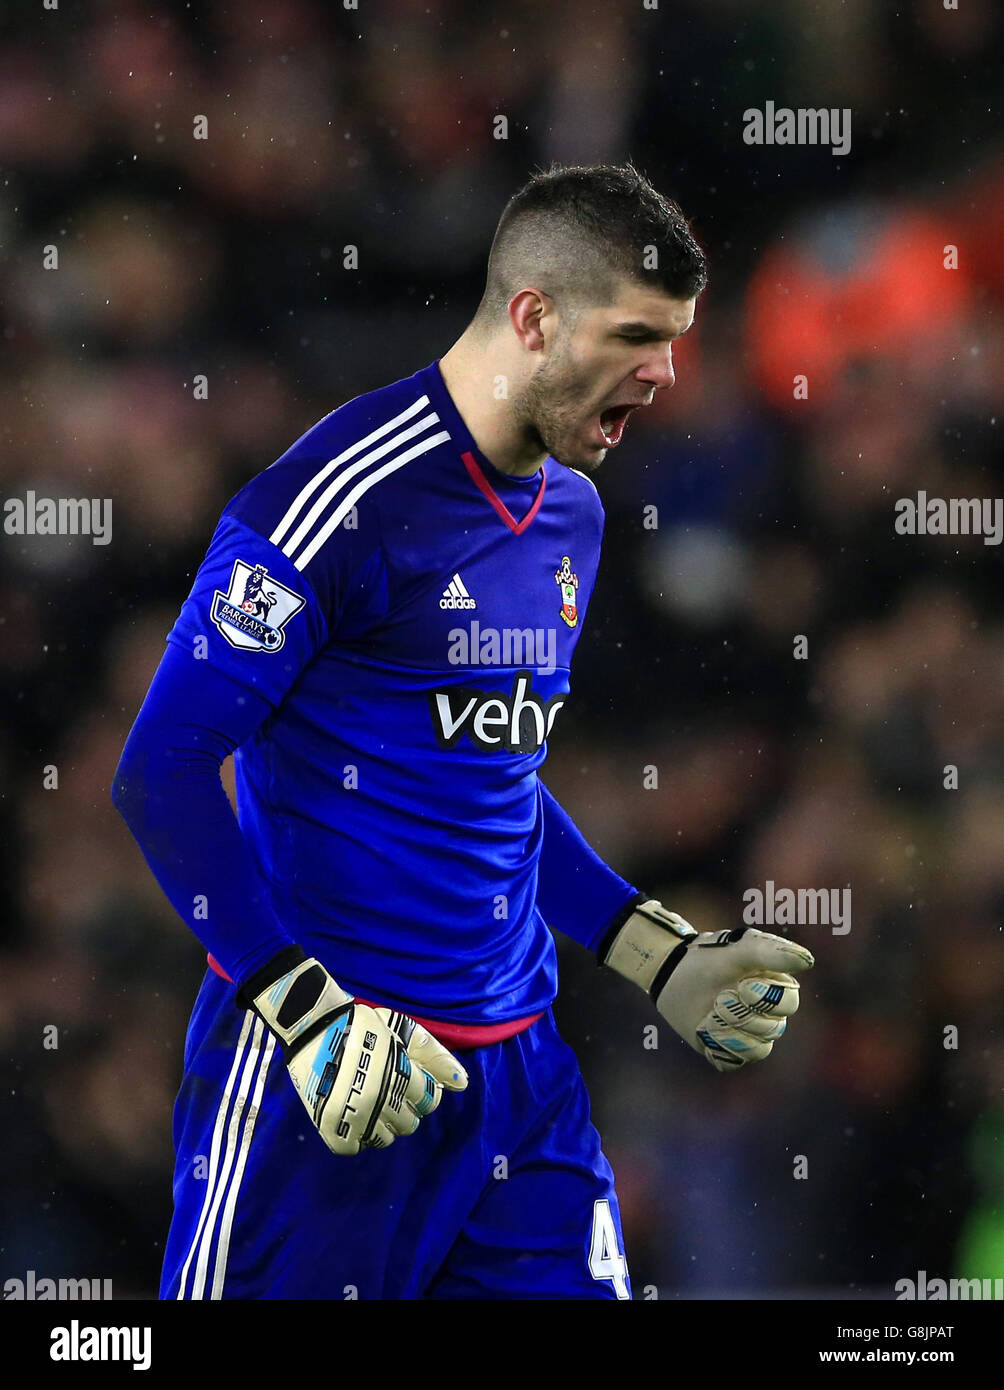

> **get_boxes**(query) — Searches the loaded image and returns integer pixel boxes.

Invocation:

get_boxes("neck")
[438,329,545,478]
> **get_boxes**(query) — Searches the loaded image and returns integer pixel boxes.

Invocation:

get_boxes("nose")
[639,344,675,391]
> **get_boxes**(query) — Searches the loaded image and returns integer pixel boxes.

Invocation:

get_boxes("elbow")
[110,762,130,815]
[110,733,151,826]
[110,757,138,823]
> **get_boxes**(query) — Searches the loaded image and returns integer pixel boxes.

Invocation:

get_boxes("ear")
[507,287,553,351]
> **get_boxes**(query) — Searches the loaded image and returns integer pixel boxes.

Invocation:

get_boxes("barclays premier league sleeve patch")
[211,559,306,652]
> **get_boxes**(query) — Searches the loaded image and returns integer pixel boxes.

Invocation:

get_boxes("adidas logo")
[440,572,477,610]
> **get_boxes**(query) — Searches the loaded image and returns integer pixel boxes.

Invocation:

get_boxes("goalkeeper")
[112,162,813,1301]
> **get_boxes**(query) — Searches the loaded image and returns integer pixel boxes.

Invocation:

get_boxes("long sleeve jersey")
[112,358,640,1033]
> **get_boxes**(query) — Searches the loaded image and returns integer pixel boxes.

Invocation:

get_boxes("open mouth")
[598,405,635,448]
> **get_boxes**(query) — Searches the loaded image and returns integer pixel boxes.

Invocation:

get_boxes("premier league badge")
[554,554,579,628]
[211,559,305,652]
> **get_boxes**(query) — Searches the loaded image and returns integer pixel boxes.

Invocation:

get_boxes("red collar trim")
[461,450,546,535]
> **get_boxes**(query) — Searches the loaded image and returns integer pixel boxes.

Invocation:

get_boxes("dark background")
[1,0,1001,1298]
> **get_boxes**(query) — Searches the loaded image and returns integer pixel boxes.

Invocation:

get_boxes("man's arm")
[112,506,333,988]
[111,642,296,987]
[111,499,467,1155]
[536,780,814,1071]
[536,778,642,950]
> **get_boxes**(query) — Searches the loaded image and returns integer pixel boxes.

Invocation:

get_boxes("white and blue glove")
[600,897,814,1071]
[238,948,468,1154]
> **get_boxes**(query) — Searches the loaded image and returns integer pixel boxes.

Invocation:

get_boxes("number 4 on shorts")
[588,1198,630,1299]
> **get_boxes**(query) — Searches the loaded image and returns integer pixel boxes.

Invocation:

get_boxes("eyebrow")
[612,320,692,338]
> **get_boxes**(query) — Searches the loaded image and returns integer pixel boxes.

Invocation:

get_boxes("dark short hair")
[476,161,707,325]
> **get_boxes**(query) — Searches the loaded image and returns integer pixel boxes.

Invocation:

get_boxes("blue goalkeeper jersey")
[165,360,609,1023]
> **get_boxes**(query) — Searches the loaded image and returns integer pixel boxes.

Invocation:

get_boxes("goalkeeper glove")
[237,947,468,1154]
[599,897,814,1072]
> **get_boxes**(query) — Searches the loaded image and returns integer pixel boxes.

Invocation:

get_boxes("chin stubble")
[514,359,600,471]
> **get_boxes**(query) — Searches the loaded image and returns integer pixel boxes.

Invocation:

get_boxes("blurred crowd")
[1,0,1001,1297]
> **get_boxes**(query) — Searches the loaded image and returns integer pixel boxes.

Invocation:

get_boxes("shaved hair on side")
[473,162,707,333]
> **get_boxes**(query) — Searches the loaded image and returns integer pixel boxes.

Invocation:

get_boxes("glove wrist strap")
[595,892,647,963]
[236,945,308,1007]
[237,948,352,1057]
[601,898,698,999]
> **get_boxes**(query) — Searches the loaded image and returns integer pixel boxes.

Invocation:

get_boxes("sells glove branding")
[211,558,305,652]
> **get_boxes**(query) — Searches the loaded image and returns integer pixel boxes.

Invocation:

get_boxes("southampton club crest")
[211,559,305,652]
[554,554,579,628]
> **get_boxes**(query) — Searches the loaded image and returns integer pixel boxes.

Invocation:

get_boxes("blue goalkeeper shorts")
[160,969,631,1300]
